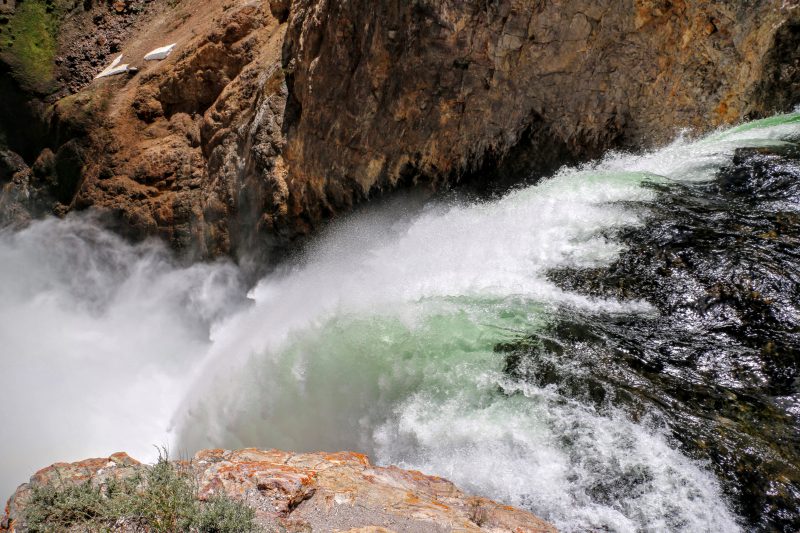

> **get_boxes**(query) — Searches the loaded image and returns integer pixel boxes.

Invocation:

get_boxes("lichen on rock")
[1,449,557,533]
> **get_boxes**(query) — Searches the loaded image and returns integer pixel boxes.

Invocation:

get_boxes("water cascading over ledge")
[2,113,800,531]
[1,1,800,531]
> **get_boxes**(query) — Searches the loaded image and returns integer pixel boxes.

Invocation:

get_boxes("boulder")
[1,449,557,533]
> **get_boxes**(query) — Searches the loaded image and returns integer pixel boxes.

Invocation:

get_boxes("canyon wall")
[0,0,799,258]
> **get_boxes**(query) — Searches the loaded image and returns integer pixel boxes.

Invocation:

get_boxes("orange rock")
[2,449,557,533]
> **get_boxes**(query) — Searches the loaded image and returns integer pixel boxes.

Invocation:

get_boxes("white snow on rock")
[144,43,177,61]
[94,54,133,79]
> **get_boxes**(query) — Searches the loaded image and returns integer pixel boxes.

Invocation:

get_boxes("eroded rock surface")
[1,449,557,533]
[1,0,800,259]
[279,0,800,221]
[0,0,289,259]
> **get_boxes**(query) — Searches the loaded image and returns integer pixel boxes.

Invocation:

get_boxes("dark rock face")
[278,0,800,237]
[2,0,800,259]
[752,18,800,115]
[269,0,291,23]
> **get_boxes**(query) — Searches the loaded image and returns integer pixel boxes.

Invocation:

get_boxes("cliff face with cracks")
[279,0,800,203]
[1,0,799,258]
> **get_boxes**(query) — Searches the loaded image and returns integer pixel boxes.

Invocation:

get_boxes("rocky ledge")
[1,448,556,532]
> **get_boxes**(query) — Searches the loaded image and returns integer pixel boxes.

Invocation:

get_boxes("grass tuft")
[24,451,258,532]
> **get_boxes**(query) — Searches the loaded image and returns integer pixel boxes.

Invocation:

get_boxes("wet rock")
[1,449,556,533]
[541,142,800,531]
[0,149,25,182]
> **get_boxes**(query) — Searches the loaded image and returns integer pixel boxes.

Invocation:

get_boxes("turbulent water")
[2,113,800,531]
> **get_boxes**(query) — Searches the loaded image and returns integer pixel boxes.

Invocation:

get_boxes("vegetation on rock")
[4,449,557,532]
[23,453,258,532]
[0,0,74,93]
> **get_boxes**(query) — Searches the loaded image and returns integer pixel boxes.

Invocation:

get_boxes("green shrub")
[24,453,258,532]
[194,495,258,533]
[25,480,111,531]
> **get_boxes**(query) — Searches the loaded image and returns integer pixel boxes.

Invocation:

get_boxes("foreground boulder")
[1,448,556,532]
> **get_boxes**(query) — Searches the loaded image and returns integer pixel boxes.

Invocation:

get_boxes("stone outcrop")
[1,0,800,259]
[0,0,290,258]
[1,449,557,533]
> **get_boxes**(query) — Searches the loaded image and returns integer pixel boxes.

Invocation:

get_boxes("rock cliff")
[0,0,799,258]
[1,449,556,532]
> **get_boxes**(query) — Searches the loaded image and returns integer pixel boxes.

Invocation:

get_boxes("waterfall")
[3,112,799,531]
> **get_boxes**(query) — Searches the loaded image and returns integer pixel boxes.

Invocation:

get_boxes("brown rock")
[1,449,557,533]
[131,85,164,123]
[1,0,799,261]
[0,150,27,183]
[270,0,291,23]
[277,0,800,244]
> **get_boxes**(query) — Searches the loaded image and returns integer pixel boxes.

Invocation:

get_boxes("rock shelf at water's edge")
[1,448,556,532]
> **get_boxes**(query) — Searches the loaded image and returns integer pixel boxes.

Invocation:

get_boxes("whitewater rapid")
[3,113,799,531]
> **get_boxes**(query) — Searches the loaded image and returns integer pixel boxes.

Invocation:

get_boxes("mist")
[0,215,245,499]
